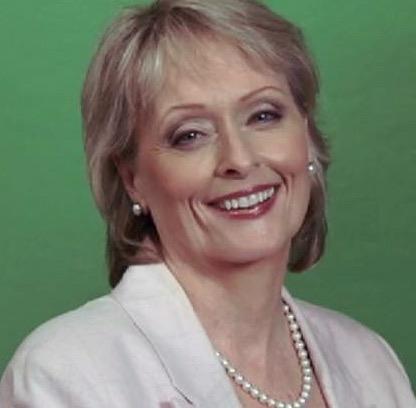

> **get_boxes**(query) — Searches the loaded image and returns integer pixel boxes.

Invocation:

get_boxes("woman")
[0,0,414,407]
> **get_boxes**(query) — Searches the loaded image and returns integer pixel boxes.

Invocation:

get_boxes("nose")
[214,125,259,179]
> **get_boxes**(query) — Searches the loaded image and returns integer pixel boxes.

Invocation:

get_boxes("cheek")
[253,126,311,227]
[138,152,213,207]
[254,128,309,173]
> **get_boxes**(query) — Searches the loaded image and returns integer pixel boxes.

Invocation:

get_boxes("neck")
[164,249,290,363]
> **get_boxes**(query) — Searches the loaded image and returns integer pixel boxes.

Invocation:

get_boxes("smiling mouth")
[208,185,280,212]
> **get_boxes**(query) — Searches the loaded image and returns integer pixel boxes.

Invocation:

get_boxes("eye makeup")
[165,117,215,149]
[244,97,286,126]
[161,94,288,149]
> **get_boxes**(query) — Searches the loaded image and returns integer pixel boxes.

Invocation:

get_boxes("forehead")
[153,40,292,110]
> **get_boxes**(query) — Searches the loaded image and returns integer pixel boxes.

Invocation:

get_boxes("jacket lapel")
[111,263,241,408]
[283,288,365,408]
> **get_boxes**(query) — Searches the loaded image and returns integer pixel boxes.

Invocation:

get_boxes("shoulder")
[296,298,383,345]
[1,292,164,372]
[295,298,414,393]
[0,295,166,407]
[9,295,133,360]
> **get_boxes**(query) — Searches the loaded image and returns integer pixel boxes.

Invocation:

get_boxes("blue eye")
[250,110,282,125]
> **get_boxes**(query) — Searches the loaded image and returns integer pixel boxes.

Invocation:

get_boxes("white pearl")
[234,374,243,384]
[301,360,310,368]
[303,375,312,384]
[259,393,268,403]
[303,383,311,391]
[227,367,236,375]
[302,367,311,376]
[242,381,252,391]
[132,203,142,215]
[307,161,317,174]
[220,357,229,367]
[289,322,299,332]
[215,301,312,408]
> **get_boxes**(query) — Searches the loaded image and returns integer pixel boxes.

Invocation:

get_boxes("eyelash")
[170,108,283,148]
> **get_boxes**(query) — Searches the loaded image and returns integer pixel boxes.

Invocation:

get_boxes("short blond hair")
[81,0,330,287]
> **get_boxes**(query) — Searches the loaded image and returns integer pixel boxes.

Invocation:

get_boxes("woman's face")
[122,42,312,269]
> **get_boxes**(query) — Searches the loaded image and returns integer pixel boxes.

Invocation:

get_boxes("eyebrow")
[161,85,287,122]
[240,85,287,102]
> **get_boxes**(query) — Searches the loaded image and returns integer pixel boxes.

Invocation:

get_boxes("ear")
[303,116,315,162]
[113,154,146,207]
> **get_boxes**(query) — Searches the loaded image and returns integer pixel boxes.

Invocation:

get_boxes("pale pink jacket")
[0,263,415,407]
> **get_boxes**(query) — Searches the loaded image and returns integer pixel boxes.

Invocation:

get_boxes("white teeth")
[248,194,258,206]
[257,192,264,203]
[238,196,249,208]
[220,187,276,211]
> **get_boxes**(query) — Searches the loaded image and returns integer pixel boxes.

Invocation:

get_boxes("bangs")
[125,3,293,123]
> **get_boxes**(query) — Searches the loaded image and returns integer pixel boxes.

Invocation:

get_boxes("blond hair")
[81,0,330,287]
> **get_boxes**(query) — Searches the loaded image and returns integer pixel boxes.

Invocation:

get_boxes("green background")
[1,0,415,390]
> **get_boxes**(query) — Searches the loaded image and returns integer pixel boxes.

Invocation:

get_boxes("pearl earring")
[307,161,316,174]
[132,203,142,216]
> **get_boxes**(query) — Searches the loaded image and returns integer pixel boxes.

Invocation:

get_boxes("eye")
[171,130,206,148]
[248,109,282,125]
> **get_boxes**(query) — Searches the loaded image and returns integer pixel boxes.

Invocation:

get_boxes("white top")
[0,263,415,407]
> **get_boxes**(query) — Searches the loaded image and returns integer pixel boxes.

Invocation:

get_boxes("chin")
[208,238,290,266]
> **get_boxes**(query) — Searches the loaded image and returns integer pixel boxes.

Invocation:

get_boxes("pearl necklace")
[215,303,313,408]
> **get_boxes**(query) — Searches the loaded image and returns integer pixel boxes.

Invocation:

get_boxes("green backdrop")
[1,0,415,390]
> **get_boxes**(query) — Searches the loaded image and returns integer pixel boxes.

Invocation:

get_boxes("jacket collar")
[282,289,368,408]
[111,263,241,407]
[282,288,347,408]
